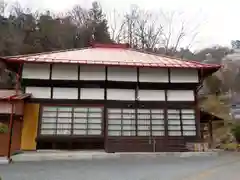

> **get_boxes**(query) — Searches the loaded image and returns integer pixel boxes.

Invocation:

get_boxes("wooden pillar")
[194,89,201,140]
[208,119,213,147]
[103,66,108,152]
[7,102,14,161]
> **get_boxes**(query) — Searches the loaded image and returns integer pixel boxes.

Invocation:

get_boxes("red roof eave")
[0,93,32,101]
[3,57,222,70]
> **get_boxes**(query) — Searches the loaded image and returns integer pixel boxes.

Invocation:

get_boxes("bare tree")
[0,0,7,16]
[107,9,126,43]
[107,7,200,54]
[69,5,89,28]
[134,9,163,50]
[124,5,139,47]
[160,10,203,55]
[109,6,163,50]
[160,11,188,55]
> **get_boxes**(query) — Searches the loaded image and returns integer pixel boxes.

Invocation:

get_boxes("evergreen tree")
[89,2,112,43]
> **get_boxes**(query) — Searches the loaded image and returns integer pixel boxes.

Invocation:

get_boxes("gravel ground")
[0,152,240,180]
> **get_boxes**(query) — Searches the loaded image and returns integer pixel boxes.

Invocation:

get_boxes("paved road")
[0,152,240,180]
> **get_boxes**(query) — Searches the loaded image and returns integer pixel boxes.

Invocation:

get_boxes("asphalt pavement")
[0,152,239,180]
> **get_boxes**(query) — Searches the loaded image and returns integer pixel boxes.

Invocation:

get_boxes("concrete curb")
[0,157,9,164]
[10,151,220,162]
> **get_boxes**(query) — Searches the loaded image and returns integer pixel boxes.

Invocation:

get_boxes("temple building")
[0,43,220,154]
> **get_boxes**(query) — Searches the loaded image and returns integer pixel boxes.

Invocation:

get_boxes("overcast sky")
[6,0,240,51]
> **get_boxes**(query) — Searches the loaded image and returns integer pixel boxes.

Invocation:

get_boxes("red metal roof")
[2,43,221,69]
[0,90,31,101]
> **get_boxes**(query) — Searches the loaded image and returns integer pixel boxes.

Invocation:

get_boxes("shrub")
[220,143,238,151]
[0,122,8,134]
[231,124,240,143]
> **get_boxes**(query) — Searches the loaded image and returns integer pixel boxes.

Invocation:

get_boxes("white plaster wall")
[170,69,199,83]
[167,90,195,101]
[80,88,104,100]
[108,67,137,82]
[107,89,135,101]
[22,63,50,79]
[139,68,168,82]
[80,65,105,80]
[138,90,165,101]
[52,64,78,80]
[53,88,78,99]
[25,87,51,98]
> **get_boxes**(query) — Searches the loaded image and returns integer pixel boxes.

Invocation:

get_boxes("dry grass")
[220,143,239,151]
[200,94,234,147]
[200,94,231,122]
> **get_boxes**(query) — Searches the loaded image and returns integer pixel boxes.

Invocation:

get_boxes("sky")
[4,0,240,51]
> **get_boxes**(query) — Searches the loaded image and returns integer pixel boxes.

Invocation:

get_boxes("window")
[137,109,151,136]
[73,107,102,135]
[151,109,165,136]
[40,106,103,136]
[107,108,165,136]
[167,109,196,136]
[181,109,196,136]
[137,109,165,136]
[108,108,136,136]
[167,109,181,136]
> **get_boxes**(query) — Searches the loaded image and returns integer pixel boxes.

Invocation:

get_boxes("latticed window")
[108,109,136,136]
[40,106,103,136]
[137,109,165,136]
[167,109,182,136]
[167,109,196,136]
[181,109,196,136]
[107,108,165,136]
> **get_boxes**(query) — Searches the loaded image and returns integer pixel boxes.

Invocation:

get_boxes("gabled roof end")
[91,43,130,49]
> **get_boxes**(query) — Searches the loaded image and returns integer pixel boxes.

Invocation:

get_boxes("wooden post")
[194,89,201,140]
[7,102,14,162]
[208,119,213,147]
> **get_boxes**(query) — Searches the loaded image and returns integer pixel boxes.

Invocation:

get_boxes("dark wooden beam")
[22,78,198,90]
